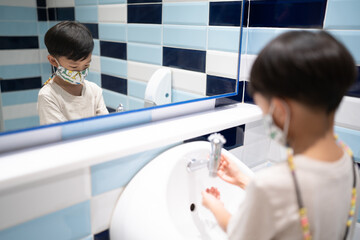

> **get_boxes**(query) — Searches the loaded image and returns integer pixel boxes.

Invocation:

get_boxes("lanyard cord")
[287,138,357,240]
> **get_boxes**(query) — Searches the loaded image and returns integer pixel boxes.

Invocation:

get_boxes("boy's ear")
[47,55,58,67]
[272,97,290,128]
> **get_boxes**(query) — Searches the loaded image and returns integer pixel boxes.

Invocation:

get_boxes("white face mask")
[263,101,290,146]
[53,58,89,85]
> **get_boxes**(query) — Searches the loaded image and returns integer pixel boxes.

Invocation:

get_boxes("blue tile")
[99,0,126,4]
[128,4,162,24]
[0,22,38,36]
[208,27,240,53]
[0,6,37,21]
[128,79,146,99]
[100,41,127,60]
[128,0,160,3]
[127,96,144,110]
[39,34,46,49]
[222,80,244,104]
[93,39,100,55]
[328,30,360,65]
[41,63,52,76]
[335,126,360,162]
[248,0,327,28]
[103,89,128,109]
[244,81,254,104]
[206,75,236,96]
[91,144,178,195]
[94,230,109,240]
[100,56,127,78]
[87,71,101,87]
[99,23,126,42]
[75,6,98,23]
[127,43,162,65]
[163,2,208,26]
[127,24,161,45]
[83,23,99,39]
[56,7,75,21]
[47,8,56,21]
[1,89,40,106]
[1,77,42,93]
[61,106,152,139]
[0,201,91,240]
[37,7,47,21]
[0,36,39,50]
[325,0,360,30]
[101,74,127,94]
[163,47,206,72]
[0,64,41,80]
[163,26,207,50]
[172,89,203,103]
[37,0,46,7]
[209,1,242,27]
[75,0,98,5]
[4,116,40,132]
[347,66,360,98]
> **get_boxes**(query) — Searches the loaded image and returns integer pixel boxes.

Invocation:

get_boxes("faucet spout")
[208,133,226,177]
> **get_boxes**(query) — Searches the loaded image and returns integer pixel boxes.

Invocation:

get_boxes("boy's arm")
[95,89,109,115]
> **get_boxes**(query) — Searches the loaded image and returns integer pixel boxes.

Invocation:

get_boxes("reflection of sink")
[110,141,254,240]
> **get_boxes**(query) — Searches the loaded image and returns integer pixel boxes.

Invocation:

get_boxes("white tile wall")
[98,4,127,23]
[2,102,38,120]
[206,50,239,79]
[127,61,161,82]
[0,50,41,66]
[0,0,36,7]
[90,55,101,73]
[335,96,360,131]
[239,54,257,81]
[171,67,207,95]
[46,0,75,8]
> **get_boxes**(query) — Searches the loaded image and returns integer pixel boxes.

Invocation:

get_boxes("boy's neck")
[53,75,83,96]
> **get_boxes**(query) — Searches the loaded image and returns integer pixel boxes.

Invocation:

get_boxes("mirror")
[0,0,244,134]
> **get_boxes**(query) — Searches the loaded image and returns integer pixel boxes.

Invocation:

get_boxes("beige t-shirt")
[37,80,109,125]
[228,153,360,240]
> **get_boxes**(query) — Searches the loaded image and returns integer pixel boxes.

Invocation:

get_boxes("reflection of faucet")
[116,103,124,112]
[187,133,226,177]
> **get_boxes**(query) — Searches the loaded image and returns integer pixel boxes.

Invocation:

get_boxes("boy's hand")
[202,187,223,210]
[217,154,250,189]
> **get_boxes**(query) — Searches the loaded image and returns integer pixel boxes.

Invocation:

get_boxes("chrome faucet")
[187,133,226,177]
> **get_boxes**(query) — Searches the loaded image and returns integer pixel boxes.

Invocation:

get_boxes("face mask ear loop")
[281,100,291,148]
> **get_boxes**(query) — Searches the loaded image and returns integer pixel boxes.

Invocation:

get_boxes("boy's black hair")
[45,21,94,61]
[249,31,357,113]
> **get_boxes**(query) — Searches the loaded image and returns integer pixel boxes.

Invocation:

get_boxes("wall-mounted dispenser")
[144,68,172,108]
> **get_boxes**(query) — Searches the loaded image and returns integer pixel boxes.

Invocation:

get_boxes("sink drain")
[190,203,196,212]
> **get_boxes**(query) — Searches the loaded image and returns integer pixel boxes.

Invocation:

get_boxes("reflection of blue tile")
[208,27,240,53]
[128,24,161,45]
[37,8,47,21]
[163,2,208,26]
[172,89,203,103]
[209,1,242,27]
[128,43,162,65]
[163,47,205,73]
[102,89,128,109]
[329,30,360,64]
[324,0,360,30]
[75,0,98,5]
[0,22,38,36]
[128,79,146,99]
[99,23,126,42]
[99,0,126,4]
[347,67,360,98]
[0,6,37,21]
[244,81,254,104]
[128,0,161,3]
[87,71,101,87]
[0,36,39,50]
[1,89,40,106]
[206,75,236,96]
[0,64,41,80]
[75,6,98,23]
[335,126,360,162]
[4,116,40,132]
[93,39,100,55]
[128,4,162,24]
[38,22,50,35]
[163,26,207,50]
[1,77,42,93]
[100,41,127,60]
[128,96,144,110]
[56,7,75,21]
[100,56,127,78]
[101,74,127,94]
[0,201,91,240]
[94,230,109,240]
[83,23,99,39]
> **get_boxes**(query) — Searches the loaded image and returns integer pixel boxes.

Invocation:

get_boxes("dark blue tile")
[128,4,162,24]
[206,75,237,96]
[0,77,42,92]
[107,107,116,113]
[37,0,46,7]
[216,80,243,106]
[0,36,39,50]
[48,8,56,21]
[101,74,127,95]
[56,7,75,21]
[163,47,206,73]
[100,41,126,60]
[244,81,254,103]
[247,0,327,28]
[347,66,360,98]
[209,1,243,27]
[128,0,161,3]
[83,23,99,39]
[94,229,110,240]
[37,8,47,21]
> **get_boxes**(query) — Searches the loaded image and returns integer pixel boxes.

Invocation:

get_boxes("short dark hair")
[45,21,94,61]
[249,31,357,113]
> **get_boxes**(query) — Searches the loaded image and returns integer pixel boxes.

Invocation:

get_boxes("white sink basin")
[110,141,254,240]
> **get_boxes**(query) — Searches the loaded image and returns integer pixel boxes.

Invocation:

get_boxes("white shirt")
[37,79,109,125]
[228,153,360,240]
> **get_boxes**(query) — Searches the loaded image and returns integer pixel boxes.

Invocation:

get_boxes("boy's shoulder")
[252,162,293,191]
[84,80,102,92]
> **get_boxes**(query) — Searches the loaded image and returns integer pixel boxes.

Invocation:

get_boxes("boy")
[202,31,360,240]
[38,21,108,125]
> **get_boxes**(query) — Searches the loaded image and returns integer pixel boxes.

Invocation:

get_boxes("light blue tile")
[87,71,101,87]
[99,0,126,4]
[328,30,360,64]
[0,201,91,240]
[91,143,179,195]
[163,26,206,50]
[81,235,93,240]
[335,126,360,162]
[324,0,360,30]
[0,64,41,80]
[127,43,162,65]
[0,6,37,21]
[172,89,203,103]
[127,96,144,111]
[39,34,46,49]
[41,63,52,76]
[1,89,40,106]
[128,24,162,45]
[99,23,126,42]
[208,27,241,53]
[4,116,40,132]
[38,22,50,35]
[75,6,98,23]
[61,103,152,139]
[75,0,98,6]
[128,79,146,99]
[103,89,128,109]
[100,56,127,78]
[0,22,37,36]
[93,39,100,55]
[163,2,209,26]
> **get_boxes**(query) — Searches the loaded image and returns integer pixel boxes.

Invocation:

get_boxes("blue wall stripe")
[87,71,101,87]
[209,1,242,27]
[91,143,179,196]
[100,41,127,60]
[41,63,52,76]
[4,116,40,132]
[127,95,144,110]
[163,26,207,50]
[0,36,39,50]
[75,6,98,23]
[0,77,42,92]
[102,89,128,109]
[75,0,98,6]
[0,201,91,240]
[206,75,237,96]
[83,23,99,39]
[0,64,41,80]
[128,79,146,99]
[163,2,209,26]
[38,22,50,35]
[0,6,37,21]
[324,0,360,30]
[101,74,127,94]
[163,47,206,72]
[0,22,38,36]
[127,24,162,45]
[127,42,162,65]
[100,56,127,79]
[127,4,162,24]
[93,39,100,55]
[1,89,40,106]
[99,23,126,42]
[328,30,360,65]
[172,89,202,103]
[208,26,240,53]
